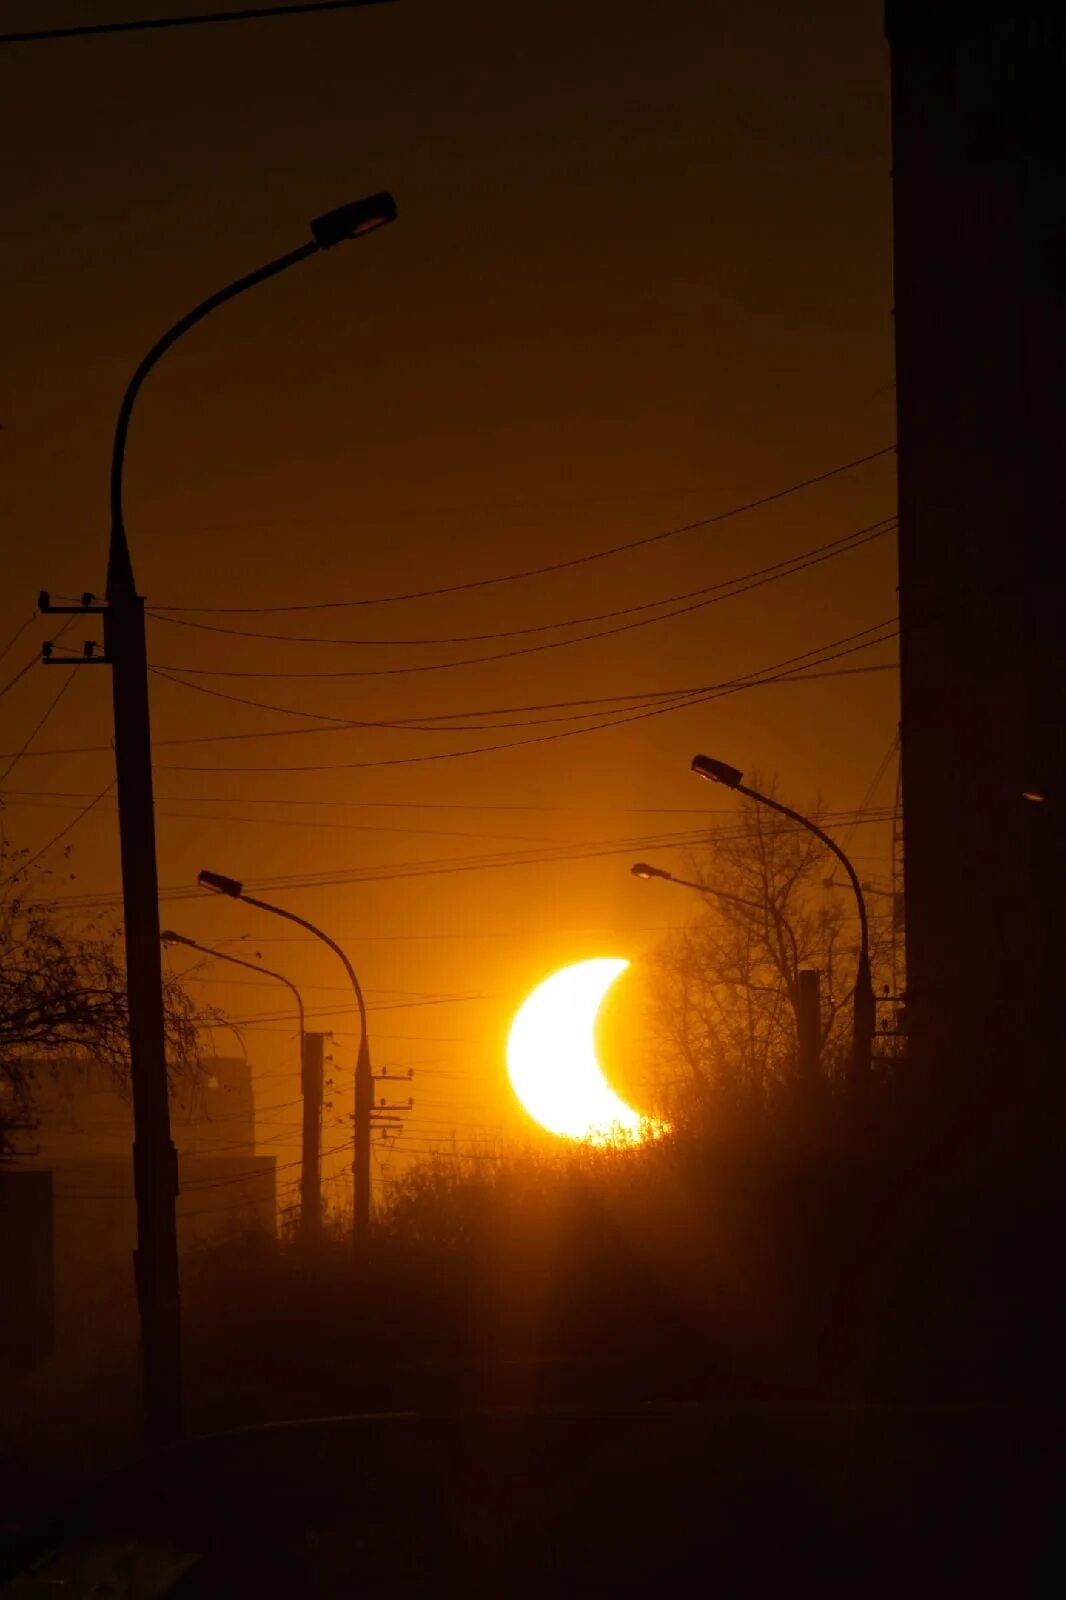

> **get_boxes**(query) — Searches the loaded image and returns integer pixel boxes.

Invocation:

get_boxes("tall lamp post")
[690,756,875,1093]
[160,930,324,1243]
[40,191,396,1445]
[197,871,372,1256]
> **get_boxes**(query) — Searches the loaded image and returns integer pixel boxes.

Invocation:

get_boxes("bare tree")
[1,844,211,1155]
[651,778,889,1108]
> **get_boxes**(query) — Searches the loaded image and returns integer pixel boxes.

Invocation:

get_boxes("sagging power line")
[149,444,895,613]
[1,2,395,47]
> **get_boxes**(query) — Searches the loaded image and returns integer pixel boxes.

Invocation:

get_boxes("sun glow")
[506,958,660,1144]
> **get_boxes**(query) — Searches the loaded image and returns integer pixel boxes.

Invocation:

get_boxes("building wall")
[886,2,1066,1104]
[27,1055,255,1160]
[40,1154,277,1357]
[0,1171,53,1365]
[6,1057,273,1356]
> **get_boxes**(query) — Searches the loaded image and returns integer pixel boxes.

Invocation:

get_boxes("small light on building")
[1022,790,1046,804]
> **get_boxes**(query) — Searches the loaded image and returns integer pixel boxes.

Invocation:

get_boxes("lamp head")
[310,192,397,249]
[631,862,670,881]
[198,869,243,899]
[691,754,744,789]
[160,929,182,945]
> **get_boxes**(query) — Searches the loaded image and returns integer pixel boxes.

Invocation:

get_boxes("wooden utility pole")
[301,1032,325,1243]
[41,585,181,1446]
[105,580,182,1444]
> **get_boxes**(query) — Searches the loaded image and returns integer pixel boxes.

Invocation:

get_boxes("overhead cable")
[148,526,893,678]
[154,624,899,773]
[146,519,894,646]
[1,2,394,46]
[150,445,896,614]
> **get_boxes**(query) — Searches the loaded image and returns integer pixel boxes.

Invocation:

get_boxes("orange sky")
[1,0,898,1205]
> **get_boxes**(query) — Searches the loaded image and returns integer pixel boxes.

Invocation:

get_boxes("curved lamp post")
[58,192,395,1442]
[689,756,875,1092]
[631,861,812,1072]
[632,860,785,919]
[160,928,306,1044]
[108,193,397,595]
[160,930,325,1243]
[197,870,372,1254]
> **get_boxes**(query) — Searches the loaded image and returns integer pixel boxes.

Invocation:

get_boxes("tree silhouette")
[0,843,210,1156]
[652,778,889,1108]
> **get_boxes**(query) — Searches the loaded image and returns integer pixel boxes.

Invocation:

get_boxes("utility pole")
[369,1069,414,1179]
[41,577,182,1446]
[796,969,821,1085]
[301,1032,325,1243]
[104,565,181,1445]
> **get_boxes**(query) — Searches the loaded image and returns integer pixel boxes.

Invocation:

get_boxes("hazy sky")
[1,1,897,1193]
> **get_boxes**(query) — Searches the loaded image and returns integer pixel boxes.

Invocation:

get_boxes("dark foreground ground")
[4,1109,1063,1592]
[1,1399,1060,1597]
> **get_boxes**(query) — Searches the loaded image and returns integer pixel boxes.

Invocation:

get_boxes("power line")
[37,809,897,914]
[1,1,394,46]
[0,655,40,706]
[0,781,114,892]
[147,527,894,679]
[0,613,37,668]
[24,815,894,918]
[151,446,896,614]
[0,671,76,789]
[0,787,893,820]
[0,795,546,846]
[146,671,700,736]
[0,653,897,761]
[149,656,897,745]
[224,993,501,1026]
[826,730,900,889]
[44,824,723,910]
[0,615,76,713]
[145,520,894,647]
[153,626,899,773]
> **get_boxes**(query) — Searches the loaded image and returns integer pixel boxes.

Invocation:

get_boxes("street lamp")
[631,861,771,915]
[198,870,372,1254]
[35,192,395,1443]
[108,192,397,592]
[630,862,805,1042]
[690,755,875,1092]
[159,930,323,1244]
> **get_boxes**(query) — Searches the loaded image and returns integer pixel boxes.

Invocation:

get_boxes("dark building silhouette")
[886,2,1065,1106]
[7,1058,274,1356]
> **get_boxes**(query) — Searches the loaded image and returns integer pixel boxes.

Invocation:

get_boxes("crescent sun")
[506,958,656,1144]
